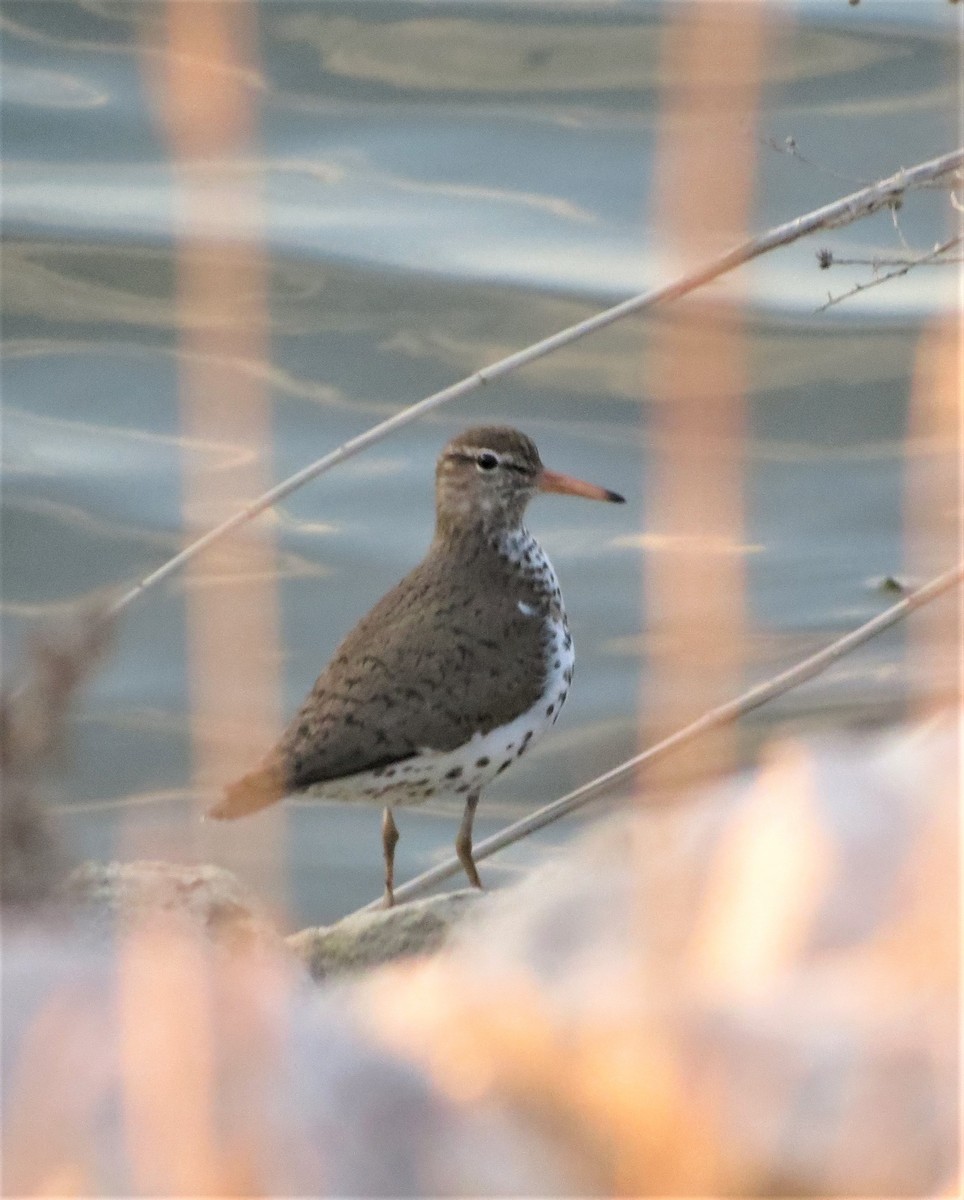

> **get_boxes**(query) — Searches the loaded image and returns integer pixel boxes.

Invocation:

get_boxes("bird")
[208,426,625,906]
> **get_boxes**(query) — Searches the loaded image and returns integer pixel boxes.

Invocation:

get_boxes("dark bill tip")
[538,468,626,504]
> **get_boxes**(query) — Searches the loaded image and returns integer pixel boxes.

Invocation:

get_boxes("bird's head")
[435,425,624,537]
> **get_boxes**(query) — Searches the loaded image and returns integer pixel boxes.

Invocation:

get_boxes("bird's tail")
[207,761,286,820]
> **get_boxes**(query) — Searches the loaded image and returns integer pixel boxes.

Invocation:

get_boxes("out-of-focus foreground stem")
[148,1,283,898]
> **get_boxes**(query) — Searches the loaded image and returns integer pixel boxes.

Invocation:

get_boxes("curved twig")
[354,562,964,913]
[109,147,964,618]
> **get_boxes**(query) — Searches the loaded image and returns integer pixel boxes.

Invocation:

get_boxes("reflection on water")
[1,0,958,922]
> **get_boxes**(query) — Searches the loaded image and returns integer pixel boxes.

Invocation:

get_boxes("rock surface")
[288,889,485,980]
[64,859,283,953]
[62,862,487,972]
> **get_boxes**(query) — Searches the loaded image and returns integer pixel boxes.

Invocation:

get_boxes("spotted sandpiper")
[209,427,624,905]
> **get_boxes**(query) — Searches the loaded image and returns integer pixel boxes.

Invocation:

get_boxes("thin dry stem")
[355,562,964,913]
[819,253,962,268]
[761,134,870,187]
[108,147,964,618]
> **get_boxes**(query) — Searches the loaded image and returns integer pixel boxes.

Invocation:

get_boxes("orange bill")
[538,468,625,504]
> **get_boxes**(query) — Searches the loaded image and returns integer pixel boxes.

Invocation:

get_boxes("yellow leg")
[381,806,400,907]
[455,792,483,889]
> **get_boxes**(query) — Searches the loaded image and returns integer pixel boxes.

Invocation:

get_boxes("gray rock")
[64,860,283,953]
[289,889,485,981]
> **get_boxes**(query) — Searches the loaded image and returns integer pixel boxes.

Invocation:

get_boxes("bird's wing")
[276,556,548,793]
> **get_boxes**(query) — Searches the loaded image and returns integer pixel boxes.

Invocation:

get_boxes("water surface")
[2,0,958,923]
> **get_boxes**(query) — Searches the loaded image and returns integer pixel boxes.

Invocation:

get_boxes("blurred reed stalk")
[117,923,220,1194]
[101,3,288,1185]
[904,311,961,1013]
[143,1,283,900]
[905,314,962,718]
[631,0,766,1003]
[640,0,767,796]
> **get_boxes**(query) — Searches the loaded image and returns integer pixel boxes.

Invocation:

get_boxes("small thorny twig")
[814,235,962,314]
[761,134,869,187]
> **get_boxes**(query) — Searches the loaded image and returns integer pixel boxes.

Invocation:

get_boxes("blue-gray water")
[2,0,959,925]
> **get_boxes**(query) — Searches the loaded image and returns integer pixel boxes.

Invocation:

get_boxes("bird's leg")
[382,806,400,908]
[455,791,483,889]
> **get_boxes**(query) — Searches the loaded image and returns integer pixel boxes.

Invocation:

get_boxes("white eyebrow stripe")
[517,600,537,616]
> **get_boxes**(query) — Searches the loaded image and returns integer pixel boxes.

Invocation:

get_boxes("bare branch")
[108,147,964,619]
[354,562,964,913]
[818,251,962,269]
[814,235,962,314]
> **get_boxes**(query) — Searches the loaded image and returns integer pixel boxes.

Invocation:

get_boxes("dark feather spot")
[546,705,554,716]
[497,760,512,774]
[445,767,463,780]
[456,783,471,794]
[475,756,490,768]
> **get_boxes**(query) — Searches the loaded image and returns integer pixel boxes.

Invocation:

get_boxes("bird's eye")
[476,452,499,471]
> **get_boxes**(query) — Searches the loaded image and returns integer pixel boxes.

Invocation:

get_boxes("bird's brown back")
[275,532,553,792]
